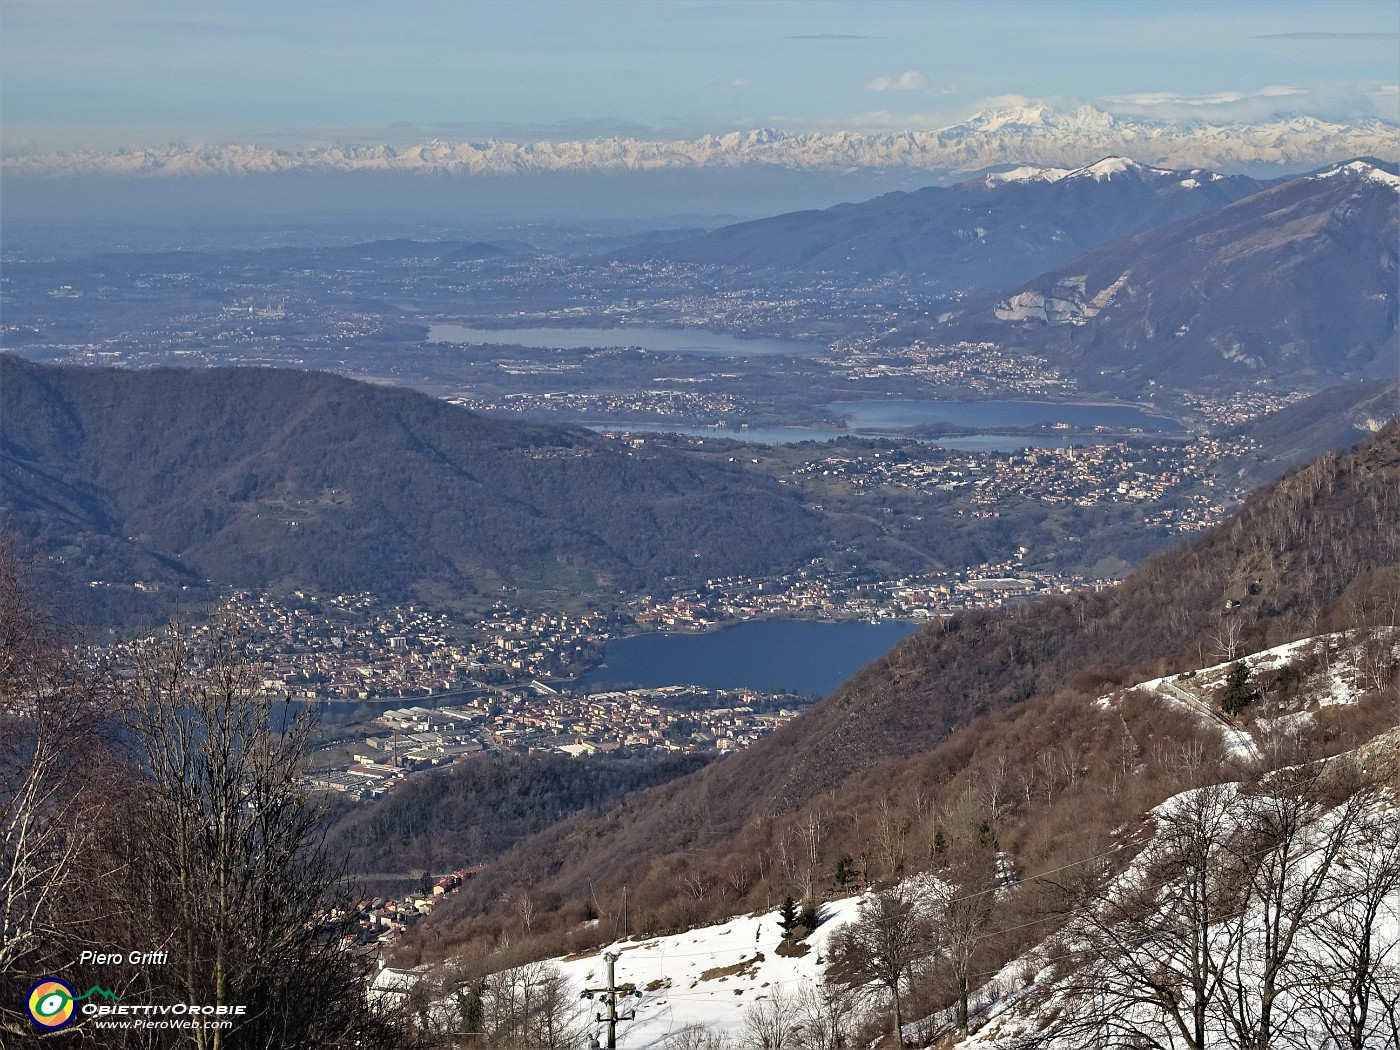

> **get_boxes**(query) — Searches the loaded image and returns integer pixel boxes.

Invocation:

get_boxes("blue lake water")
[828,399,1181,433]
[427,324,817,357]
[581,421,1087,452]
[575,619,921,696]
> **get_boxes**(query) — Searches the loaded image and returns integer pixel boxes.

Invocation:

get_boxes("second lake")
[575,618,922,696]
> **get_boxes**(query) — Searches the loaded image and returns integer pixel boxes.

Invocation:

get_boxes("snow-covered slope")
[544,897,867,1047]
[6,106,1396,178]
[374,896,873,1047]
[960,769,1400,1049]
[1101,630,1400,762]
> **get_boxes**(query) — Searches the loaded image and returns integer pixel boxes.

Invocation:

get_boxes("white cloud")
[864,70,927,93]
[1101,85,1388,123]
[730,77,750,88]
[968,93,1040,110]
[833,109,966,133]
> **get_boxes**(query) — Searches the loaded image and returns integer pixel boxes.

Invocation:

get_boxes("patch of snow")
[983,165,1070,185]
[1063,156,1170,181]
[1107,630,1398,763]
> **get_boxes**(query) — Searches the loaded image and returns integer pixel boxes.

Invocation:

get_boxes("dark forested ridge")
[325,752,710,877]
[0,358,830,615]
[425,422,1400,941]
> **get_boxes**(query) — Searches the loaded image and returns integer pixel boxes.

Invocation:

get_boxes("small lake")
[581,421,1088,451]
[828,399,1181,433]
[427,324,817,357]
[575,619,921,695]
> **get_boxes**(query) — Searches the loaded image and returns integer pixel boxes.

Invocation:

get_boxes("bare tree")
[1213,766,1358,1050]
[515,888,537,933]
[667,1023,733,1049]
[826,884,931,1046]
[974,752,1013,825]
[790,980,857,1050]
[740,984,805,1049]
[798,809,828,901]
[933,852,998,1034]
[1288,795,1400,1050]
[1048,764,1397,1050]
[118,619,400,1049]
[480,960,583,1049]
[1213,617,1246,662]
[873,799,911,879]
[682,869,715,903]
[0,549,118,1038]
[1051,783,1243,1050]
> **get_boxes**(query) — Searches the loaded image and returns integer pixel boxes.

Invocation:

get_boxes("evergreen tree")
[833,856,855,888]
[778,895,799,936]
[1220,661,1256,716]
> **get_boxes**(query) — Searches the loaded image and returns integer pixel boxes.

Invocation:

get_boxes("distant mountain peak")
[1314,158,1400,190]
[961,103,1120,134]
[1064,156,1170,180]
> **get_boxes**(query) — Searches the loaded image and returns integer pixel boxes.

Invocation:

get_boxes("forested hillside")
[0,358,831,616]
[326,752,709,877]
[1226,377,1398,484]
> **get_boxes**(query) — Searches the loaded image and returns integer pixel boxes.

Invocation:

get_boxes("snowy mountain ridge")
[6,106,1397,178]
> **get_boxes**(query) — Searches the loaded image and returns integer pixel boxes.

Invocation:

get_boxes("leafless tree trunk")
[1213,766,1358,1050]
[933,850,998,1034]
[739,984,804,1049]
[1051,783,1243,1050]
[874,798,910,879]
[118,618,401,1049]
[1287,795,1400,1050]
[0,549,118,1038]
[1214,617,1245,662]
[826,884,931,1046]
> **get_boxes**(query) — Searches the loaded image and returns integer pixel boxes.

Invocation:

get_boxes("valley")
[6,6,1400,1048]
[3,137,1397,1050]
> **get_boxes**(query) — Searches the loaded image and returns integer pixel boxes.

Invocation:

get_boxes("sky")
[2,0,1398,153]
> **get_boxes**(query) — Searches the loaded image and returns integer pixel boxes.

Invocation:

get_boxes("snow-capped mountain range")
[5,105,1397,178]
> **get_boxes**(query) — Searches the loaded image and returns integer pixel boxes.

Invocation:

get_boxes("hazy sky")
[2,0,1397,151]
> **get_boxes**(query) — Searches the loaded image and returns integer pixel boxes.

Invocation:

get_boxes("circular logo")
[28,979,76,1029]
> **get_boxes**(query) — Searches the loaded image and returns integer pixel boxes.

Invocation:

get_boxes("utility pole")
[580,951,638,1050]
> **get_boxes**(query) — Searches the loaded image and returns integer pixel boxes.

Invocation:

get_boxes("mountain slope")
[0,358,832,612]
[428,423,1400,938]
[974,160,1400,391]
[1226,378,1399,484]
[626,158,1263,289]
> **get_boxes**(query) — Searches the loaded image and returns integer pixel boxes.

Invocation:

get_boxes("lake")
[828,399,1181,433]
[427,323,817,357]
[581,421,1088,452]
[575,619,921,695]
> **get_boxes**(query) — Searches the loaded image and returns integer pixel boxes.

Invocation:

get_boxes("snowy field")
[548,894,868,1047]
